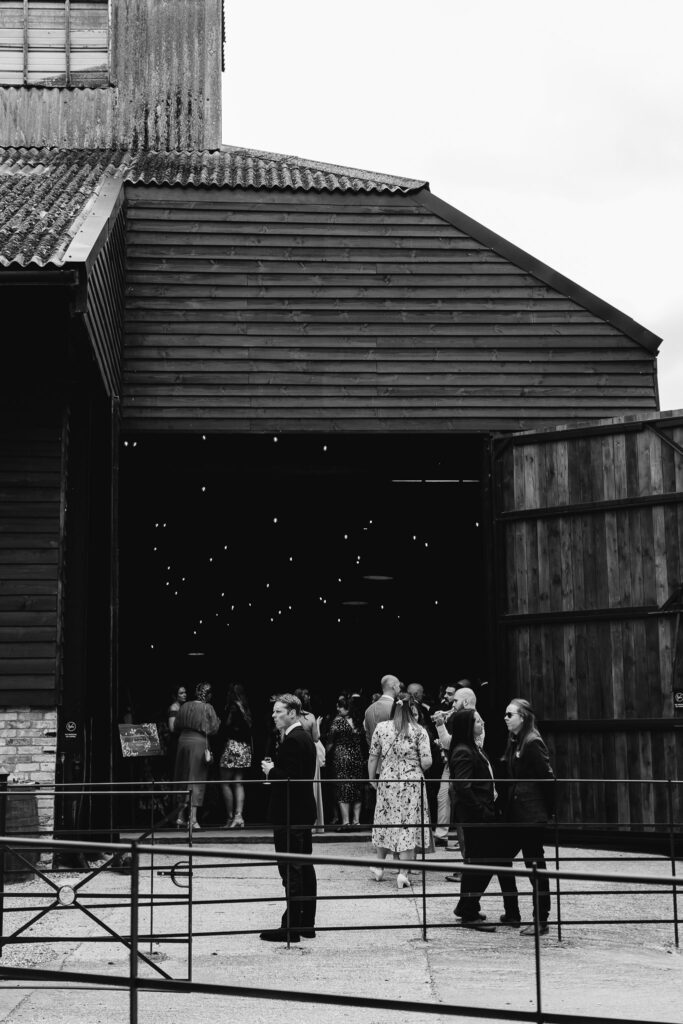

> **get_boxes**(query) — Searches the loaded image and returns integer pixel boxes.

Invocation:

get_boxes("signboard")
[118,723,162,758]
[673,690,683,712]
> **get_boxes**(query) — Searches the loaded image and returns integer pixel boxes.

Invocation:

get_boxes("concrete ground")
[0,836,682,1024]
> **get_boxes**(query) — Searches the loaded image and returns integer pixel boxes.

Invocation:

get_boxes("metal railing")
[0,774,681,1023]
[0,832,682,1024]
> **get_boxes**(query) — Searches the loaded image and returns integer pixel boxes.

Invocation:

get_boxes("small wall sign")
[118,723,162,757]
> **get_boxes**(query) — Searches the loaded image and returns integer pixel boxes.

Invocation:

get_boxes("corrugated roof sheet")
[0,145,428,267]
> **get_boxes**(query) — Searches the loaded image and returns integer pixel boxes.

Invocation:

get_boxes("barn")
[0,0,680,832]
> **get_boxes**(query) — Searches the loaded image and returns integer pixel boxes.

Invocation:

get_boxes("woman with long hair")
[328,694,366,830]
[367,695,432,888]
[503,698,555,935]
[174,682,220,829]
[219,682,253,828]
[450,709,520,931]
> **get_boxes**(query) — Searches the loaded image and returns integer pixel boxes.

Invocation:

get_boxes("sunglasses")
[504,711,519,718]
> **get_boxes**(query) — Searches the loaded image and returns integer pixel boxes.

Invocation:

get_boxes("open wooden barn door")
[493,411,683,830]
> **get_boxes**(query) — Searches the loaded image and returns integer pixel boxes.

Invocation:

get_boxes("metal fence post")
[531,862,543,1024]
[149,781,155,955]
[553,777,562,942]
[129,840,140,1024]
[187,786,193,982]
[667,778,679,948]
[420,777,427,941]
[0,770,7,959]
[286,777,291,949]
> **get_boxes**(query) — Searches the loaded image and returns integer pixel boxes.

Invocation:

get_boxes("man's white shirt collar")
[285,721,302,736]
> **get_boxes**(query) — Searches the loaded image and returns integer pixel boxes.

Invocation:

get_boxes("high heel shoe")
[397,872,411,889]
[229,814,244,829]
[370,867,384,882]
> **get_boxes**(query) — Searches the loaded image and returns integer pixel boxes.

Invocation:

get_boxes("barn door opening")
[493,411,683,830]
[117,433,491,813]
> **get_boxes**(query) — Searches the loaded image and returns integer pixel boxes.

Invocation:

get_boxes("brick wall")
[0,706,57,833]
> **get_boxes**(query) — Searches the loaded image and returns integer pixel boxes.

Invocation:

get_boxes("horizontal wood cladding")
[121,188,658,432]
[0,417,65,703]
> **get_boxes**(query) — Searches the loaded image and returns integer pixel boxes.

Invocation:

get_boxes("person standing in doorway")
[219,683,253,829]
[260,693,317,943]
[432,681,477,870]
[363,674,401,749]
[174,682,220,830]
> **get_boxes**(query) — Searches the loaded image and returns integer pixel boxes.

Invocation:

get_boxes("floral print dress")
[370,721,431,852]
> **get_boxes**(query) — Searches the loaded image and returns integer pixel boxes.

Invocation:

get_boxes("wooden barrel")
[2,788,40,883]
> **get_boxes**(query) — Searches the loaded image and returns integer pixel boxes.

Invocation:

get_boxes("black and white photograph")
[0,2,681,1022]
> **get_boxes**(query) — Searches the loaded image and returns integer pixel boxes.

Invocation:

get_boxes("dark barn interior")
[118,433,488,763]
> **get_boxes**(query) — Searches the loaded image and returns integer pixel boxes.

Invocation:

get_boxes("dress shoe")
[499,914,521,927]
[433,836,449,848]
[396,872,411,889]
[454,909,486,921]
[299,928,316,938]
[259,928,300,942]
[444,872,462,882]
[369,867,384,882]
[460,919,496,931]
[521,923,549,936]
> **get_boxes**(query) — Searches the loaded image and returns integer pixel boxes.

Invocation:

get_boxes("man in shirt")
[363,673,401,748]
[260,693,317,942]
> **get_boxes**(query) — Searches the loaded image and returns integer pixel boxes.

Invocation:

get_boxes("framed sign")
[118,723,162,757]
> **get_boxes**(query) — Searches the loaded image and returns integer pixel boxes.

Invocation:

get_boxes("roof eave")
[414,189,662,355]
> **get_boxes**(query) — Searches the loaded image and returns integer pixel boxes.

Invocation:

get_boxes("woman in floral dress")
[368,695,432,887]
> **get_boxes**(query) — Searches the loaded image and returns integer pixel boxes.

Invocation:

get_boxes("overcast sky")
[222,0,682,412]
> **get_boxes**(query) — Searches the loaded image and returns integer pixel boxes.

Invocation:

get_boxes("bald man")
[431,682,477,852]
[363,674,401,748]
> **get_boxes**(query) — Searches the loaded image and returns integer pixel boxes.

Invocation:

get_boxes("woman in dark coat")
[174,682,220,829]
[450,709,520,930]
[503,698,555,935]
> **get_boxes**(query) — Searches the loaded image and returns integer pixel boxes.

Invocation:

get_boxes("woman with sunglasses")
[503,698,555,935]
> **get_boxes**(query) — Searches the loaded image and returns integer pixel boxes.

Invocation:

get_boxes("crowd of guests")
[163,674,555,937]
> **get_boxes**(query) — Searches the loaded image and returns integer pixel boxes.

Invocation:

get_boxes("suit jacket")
[449,742,496,824]
[267,724,317,828]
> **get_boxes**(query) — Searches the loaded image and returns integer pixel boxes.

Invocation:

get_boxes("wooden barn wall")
[0,0,222,148]
[497,414,683,826]
[121,186,658,433]
[84,204,126,398]
[0,412,66,705]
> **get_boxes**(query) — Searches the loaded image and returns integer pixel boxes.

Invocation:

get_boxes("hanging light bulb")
[273,436,278,443]
[201,486,206,493]
[150,643,154,649]
[273,517,278,524]
[202,434,206,440]
[123,441,129,447]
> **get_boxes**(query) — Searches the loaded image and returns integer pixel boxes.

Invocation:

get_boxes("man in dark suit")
[260,693,317,943]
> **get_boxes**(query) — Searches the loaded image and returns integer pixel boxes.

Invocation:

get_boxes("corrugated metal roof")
[0,146,428,267]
